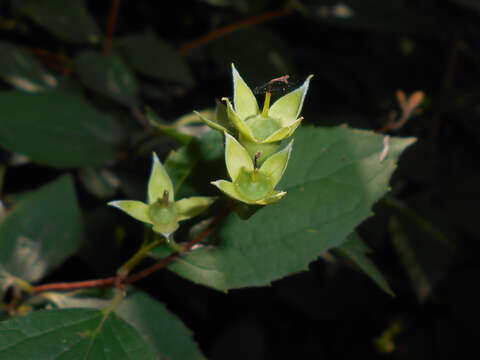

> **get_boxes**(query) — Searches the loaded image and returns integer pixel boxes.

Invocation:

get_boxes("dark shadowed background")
[1,0,479,358]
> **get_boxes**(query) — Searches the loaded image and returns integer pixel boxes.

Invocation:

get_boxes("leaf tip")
[107,200,121,208]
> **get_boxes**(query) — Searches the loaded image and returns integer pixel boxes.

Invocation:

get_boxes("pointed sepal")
[176,196,217,221]
[148,153,174,204]
[232,63,259,120]
[225,132,254,180]
[194,110,228,133]
[223,97,256,142]
[211,180,249,203]
[108,200,152,224]
[269,75,313,126]
[152,221,179,238]
[264,117,303,143]
[260,140,293,188]
[255,190,287,205]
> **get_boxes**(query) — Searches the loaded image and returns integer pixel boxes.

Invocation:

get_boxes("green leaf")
[0,308,157,359]
[164,130,225,199]
[10,0,101,43]
[0,42,56,92]
[200,0,269,13]
[75,51,139,106]
[36,289,205,358]
[335,232,394,296]
[151,126,415,290]
[119,31,194,87]
[210,28,295,86]
[147,107,194,145]
[301,0,433,33]
[78,167,120,199]
[164,144,201,197]
[451,0,480,13]
[116,291,206,360]
[386,198,455,302]
[0,176,83,282]
[0,91,123,168]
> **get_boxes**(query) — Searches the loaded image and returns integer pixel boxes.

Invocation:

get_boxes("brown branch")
[178,8,292,54]
[36,58,73,75]
[125,204,233,284]
[25,48,71,63]
[104,0,121,55]
[31,277,116,293]
[31,205,233,295]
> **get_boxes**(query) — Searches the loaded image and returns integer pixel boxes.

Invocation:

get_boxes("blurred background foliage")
[0,0,479,358]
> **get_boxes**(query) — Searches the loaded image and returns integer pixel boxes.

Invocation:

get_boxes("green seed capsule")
[148,199,178,225]
[234,169,273,201]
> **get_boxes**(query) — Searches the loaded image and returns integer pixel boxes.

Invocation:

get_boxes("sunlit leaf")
[0,176,82,283]
[0,42,56,92]
[151,125,415,290]
[0,308,157,359]
[116,291,206,360]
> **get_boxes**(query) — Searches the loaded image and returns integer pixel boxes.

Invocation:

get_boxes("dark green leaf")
[120,31,194,87]
[302,0,433,33]
[78,167,120,199]
[0,308,157,359]
[165,129,224,199]
[10,0,101,43]
[387,198,455,302]
[0,42,56,92]
[210,28,295,85]
[0,91,123,168]
[200,0,269,13]
[151,126,415,290]
[146,107,194,145]
[336,232,394,296]
[116,291,206,360]
[450,0,480,13]
[75,51,139,106]
[0,176,82,282]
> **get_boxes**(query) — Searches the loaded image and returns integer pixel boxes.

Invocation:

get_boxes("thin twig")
[178,8,292,54]
[25,48,71,63]
[31,205,233,295]
[125,204,233,284]
[104,0,121,55]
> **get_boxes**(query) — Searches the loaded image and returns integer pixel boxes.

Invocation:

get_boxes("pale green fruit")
[109,152,216,238]
[211,133,292,206]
